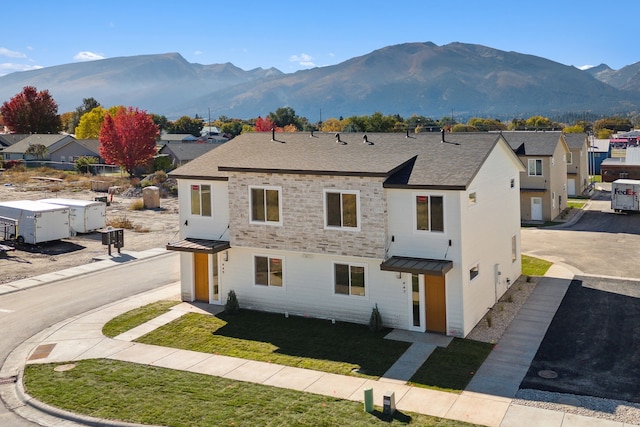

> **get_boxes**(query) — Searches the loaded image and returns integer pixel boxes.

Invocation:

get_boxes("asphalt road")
[0,252,179,426]
[522,189,640,279]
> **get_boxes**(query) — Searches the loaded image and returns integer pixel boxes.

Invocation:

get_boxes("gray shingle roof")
[0,134,29,147]
[159,143,221,162]
[171,132,519,190]
[563,133,588,150]
[504,131,564,156]
[2,134,73,153]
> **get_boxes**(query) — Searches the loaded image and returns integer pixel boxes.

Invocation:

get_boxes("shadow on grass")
[369,409,412,423]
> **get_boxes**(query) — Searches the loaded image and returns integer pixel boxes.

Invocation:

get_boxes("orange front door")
[425,274,446,333]
[194,252,209,302]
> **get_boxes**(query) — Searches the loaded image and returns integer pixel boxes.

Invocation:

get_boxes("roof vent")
[406,130,409,138]
[271,128,275,141]
[335,133,346,145]
[363,134,373,145]
[441,128,446,143]
[310,130,314,137]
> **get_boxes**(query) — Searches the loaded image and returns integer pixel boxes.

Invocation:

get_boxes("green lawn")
[136,309,410,378]
[102,300,181,337]
[567,199,586,209]
[409,339,494,393]
[522,254,552,276]
[24,360,478,427]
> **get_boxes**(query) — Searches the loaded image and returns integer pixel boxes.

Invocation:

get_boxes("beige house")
[506,131,570,222]
[563,133,590,196]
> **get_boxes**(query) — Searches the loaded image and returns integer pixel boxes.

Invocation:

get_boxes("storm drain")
[538,369,558,379]
[0,376,17,385]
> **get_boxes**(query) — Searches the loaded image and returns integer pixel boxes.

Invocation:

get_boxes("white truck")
[40,198,106,234]
[0,200,71,244]
[611,179,640,212]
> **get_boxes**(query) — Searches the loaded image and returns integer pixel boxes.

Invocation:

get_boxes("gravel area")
[466,275,537,344]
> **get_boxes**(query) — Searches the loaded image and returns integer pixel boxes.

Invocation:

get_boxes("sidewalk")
[2,264,638,426]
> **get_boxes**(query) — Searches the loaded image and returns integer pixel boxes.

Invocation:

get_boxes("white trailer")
[40,198,106,234]
[611,179,640,212]
[0,200,71,244]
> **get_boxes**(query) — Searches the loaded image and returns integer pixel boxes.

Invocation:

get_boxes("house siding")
[228,172,387,259]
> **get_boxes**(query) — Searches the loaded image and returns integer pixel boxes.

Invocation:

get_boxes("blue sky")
[1,0,638,77]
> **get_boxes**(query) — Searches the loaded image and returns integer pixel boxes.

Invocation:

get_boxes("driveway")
[519,186,640,405]
[521,187,640,279]
[520,276,640,403]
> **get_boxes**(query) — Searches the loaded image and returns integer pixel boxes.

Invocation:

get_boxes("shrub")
[106,216,133,229]
[225,290,240,314]
[368,303,383,332]
[129,199,145,210]
[74,156,98,174]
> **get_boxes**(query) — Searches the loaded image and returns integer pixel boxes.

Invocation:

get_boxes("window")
[254,255,283,287]
[250,186,281,225]
[325,190,359,229]
[469,264,479,281]
[552,191,556,209]
[190,184,212,216]
[334,263,366,296]
[416,195,444,232]
[468,192,477,205]
[528,159,543,176]
[511,235,517,263]
[566,152,573,164]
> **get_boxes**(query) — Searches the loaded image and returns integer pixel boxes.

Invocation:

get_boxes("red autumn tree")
[99,107,158,177]
[254,116,281,132]
[0,86,61,134]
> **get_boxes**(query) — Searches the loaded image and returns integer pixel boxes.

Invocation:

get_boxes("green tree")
[438,116,457,129]
[467,118,506,132]
[74,156,98,174]
[99,107,158,177]
[451,124,478,132]
[525,116,553,130]
[0,86,61,134]
[563,125,585,134]
[151,114,169,133]
[220,121,243,137]
[67,97,100,134]
[268,107,301,129]
[24,144,48,159]
[168,116,204,136]
[594,117,632,133]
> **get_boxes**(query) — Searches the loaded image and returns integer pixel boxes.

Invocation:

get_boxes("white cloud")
[578,64,595,70]
[0,47,27,58]
[289,53,316,68]
[73,51,105,62]
[194,50,203,55]
[0,63,43,76]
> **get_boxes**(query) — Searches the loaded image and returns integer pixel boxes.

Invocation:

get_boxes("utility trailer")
[0,216,17,253]
[39,198,106,234]
[611,179,640,213]
[0,200,70,244]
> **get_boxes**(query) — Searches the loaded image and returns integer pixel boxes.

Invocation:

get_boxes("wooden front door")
[425,274,446,334]
[194,252,209,302]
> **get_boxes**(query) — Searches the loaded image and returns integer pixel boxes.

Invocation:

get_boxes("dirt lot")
[0,177,180,285]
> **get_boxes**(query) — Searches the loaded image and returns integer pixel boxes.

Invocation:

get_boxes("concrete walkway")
[2,260,638,426]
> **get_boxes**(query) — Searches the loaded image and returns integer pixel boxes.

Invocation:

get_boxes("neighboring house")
[0,134,29,148]
[158,142,221,168]
[167,131,524,338]
[563,133,590,196]
[0,134,102,169]
[506,131,570,222]
[601,146,640,182]
[200,127,229,143]
[157,134,199,146]
[74,139,103,162]
[589,139,610,175]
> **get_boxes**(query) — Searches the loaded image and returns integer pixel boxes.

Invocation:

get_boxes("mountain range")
[1,42,639,121]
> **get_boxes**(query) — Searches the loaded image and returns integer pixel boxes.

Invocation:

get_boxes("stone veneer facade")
[228,172,388,259]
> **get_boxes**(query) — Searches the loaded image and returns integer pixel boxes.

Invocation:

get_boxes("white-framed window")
[415,194,444,232]
[254,255,284,287]
[511,235,517,263]
[528,159,543,176]
[334,262,366,296]
[250,185,282,225]
[190,184,212,217]
[566,152,573,164]
[469,263,480,281]
[324,190,360,230]
[468,191,477,206]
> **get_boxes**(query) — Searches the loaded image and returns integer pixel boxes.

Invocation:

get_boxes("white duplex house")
[167,131,525,337]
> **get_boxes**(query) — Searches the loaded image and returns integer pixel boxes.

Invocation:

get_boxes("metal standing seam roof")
[166,238,230,254]
[170,131,513,189]
[380,256,453,276]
